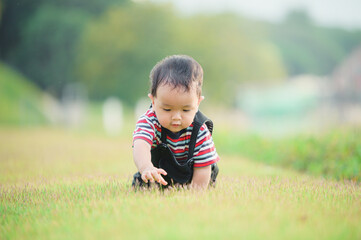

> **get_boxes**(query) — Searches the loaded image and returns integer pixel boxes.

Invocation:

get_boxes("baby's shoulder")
[139,109,157,122]
[136,109,161,129]
[196,123,212,139]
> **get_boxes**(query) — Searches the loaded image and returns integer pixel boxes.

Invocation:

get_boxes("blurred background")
[0,0,360,180]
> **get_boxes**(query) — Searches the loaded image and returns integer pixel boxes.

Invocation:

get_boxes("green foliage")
[0,63,48,125]
[285,130,361,181]
[1,2,361,106]
[76,6,286,106]
[0,0,42,59]
[75,4,180,105]
[0,0,2,21]
[0,0,129,97]
[215,128,361,181]
[269,9,361,76]
[176,14,286,104]
[0,0,128,58]
[10,5,90,95]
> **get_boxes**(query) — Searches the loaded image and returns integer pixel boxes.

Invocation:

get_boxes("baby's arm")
[191,165,211,189]
[133,139,168,185]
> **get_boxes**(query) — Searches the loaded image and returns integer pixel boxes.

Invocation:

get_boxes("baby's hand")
[141,167,168,185]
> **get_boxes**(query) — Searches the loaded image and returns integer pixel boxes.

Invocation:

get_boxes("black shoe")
[210,163,219,187]
[132,172,150,188]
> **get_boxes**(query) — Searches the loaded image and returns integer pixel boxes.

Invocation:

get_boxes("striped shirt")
[133,108,219,167]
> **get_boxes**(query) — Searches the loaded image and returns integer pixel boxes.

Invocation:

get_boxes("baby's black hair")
[150,55,203,97]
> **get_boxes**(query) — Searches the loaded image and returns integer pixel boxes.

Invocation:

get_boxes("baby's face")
[149,83,203,133]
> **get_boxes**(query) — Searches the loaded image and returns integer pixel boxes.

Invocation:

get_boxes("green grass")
[1,127,360,239]
[214,128,361,181]
[0,63,49,125]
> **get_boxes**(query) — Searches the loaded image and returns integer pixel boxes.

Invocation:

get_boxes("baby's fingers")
[141,172,154,183]
[155,168,167,185]
[157,168,167,176]
[141,173,148,183]
[150,171,163,184]
[150,171,167,186]
[158,175,168,186]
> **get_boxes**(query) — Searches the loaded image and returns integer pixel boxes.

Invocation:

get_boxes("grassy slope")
[0,128,360,240]
[0,63,48,125]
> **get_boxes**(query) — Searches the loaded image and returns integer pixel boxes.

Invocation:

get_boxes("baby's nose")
[172,111,181,120]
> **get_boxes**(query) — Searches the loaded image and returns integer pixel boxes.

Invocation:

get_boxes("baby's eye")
[163,108,171,112]
[183,109,190,112]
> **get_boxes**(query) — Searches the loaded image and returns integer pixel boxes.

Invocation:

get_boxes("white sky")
[149,0,361,29]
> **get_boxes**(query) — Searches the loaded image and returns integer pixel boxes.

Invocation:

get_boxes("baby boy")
[132,55,219,189]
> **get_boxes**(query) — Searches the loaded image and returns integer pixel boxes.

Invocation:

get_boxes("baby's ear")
[148,93,155,104]
[198,96,205,105]
[198,96,204,106]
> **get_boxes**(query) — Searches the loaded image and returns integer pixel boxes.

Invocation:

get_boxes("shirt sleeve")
[193,124,220,167]
[133,116,155,146]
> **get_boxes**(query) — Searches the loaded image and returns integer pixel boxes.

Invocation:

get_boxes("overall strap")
[187,111,213,160]
[160,126,167,143]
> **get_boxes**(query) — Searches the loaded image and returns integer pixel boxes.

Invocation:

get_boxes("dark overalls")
[132,111,219,188]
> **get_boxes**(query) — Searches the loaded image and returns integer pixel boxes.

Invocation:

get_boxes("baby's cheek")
[158,118,167,127]
[184,116,194,127]
[161,115,172,126]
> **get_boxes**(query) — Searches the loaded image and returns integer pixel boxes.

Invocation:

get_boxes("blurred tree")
[0,0,43,59]
[175,13,286,104]
[0,0,127,59]
[0,0,2,21]
[269,9,361,76]
[2,1,359,106]
[76,4,179,105]
[9,5,90,95]
[284,8,313,26]
[77,7,286,106]
[0,0,129,96]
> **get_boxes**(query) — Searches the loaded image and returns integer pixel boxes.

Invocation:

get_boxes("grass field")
[1,127,360,240]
